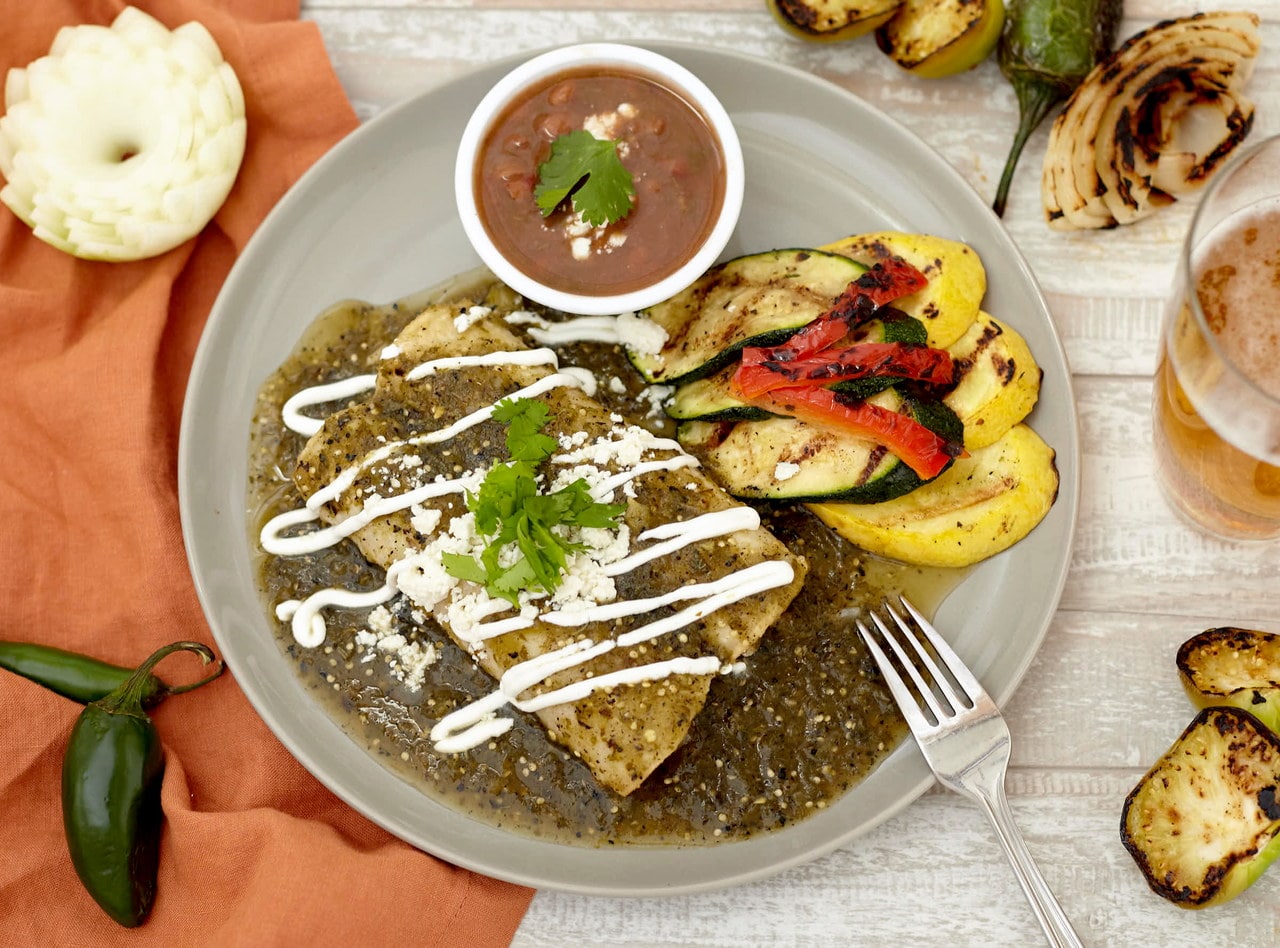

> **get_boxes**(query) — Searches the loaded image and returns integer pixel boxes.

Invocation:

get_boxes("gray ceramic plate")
[179,43,1079,896]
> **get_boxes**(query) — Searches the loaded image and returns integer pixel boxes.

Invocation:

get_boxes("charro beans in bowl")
[454,43,744,316]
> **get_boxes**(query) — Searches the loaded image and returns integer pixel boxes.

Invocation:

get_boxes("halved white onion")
[1042,11,1261,231]
[0,6,246,261]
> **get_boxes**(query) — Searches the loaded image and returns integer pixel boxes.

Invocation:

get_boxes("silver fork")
[857,597,1084,948]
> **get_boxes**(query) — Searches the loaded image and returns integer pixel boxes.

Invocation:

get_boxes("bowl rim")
[453,42,745,316]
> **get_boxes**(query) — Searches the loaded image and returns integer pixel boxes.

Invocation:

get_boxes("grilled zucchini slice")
[943,311,1042,449]
[628,248,865,385]
[806,422,1057,567]
[1121,706,1280,908]
[821,231,985,347]
[1178,627,1280,737]
[665,311,929,422]
[666,367,772,422]
[677,390,962,504]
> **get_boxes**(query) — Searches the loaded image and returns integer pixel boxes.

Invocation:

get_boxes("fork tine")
[897,595,985,704]
[867,610,949,723]
[855,619,933,734]
[882,600,970,715]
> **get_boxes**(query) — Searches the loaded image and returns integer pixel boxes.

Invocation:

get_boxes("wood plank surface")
[297,2,1280,944]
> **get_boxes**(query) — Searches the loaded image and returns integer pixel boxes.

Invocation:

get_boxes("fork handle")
[976,785,1084,948]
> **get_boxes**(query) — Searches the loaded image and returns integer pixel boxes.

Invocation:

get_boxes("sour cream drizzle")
[431,560,795,748]
[451,515,782,646]
[504,312,624,346]
[307,366,595,512]
[267,335,796,755]
[282,374,378,437]
[280,348,562,438]
[261,472,479,558]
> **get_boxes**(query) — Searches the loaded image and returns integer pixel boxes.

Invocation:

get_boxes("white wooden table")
[300,2,1280,944]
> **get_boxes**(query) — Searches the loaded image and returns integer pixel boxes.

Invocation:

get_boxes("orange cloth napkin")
[0,1,533,942]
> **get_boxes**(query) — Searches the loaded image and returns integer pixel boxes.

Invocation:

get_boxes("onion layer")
[0,6,247,261]
[1041,11,1261,231]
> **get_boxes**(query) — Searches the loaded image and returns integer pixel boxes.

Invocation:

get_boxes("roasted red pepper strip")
[834,256,929,309]
[748,257,929,362]
[735,341,954,397]
[741,385,964,480]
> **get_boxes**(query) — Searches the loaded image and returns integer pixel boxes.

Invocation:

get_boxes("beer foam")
[1193,196,1280,400]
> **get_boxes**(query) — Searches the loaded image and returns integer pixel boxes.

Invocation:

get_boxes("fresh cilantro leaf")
[443,398,626,605]
[534,129,635,227]
[493,397,557,463]
[490,558,537,607]
[440,552,487,584]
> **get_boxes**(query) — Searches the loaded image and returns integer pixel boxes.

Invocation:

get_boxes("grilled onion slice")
[1042,11,1261,230]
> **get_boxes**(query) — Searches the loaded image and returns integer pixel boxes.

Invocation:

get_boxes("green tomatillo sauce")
[246,274,962,846]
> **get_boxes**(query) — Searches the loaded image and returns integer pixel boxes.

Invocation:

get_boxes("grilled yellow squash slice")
[874,0,1004,79]
[821,231,985,348]
[768,0,903,42]
[807,422,1058,567]
[1121,706,1280,908]
[943,311,1041,449]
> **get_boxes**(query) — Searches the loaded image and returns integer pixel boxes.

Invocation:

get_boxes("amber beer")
[1152,160,1280,540]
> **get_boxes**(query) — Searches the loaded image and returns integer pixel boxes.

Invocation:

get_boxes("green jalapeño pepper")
[61,641,223,927]
[992,0,1122,216]
[0,640,168,705]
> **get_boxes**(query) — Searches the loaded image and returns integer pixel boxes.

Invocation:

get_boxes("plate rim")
[179,40,1079,897]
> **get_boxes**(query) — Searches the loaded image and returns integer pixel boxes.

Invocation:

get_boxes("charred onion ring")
[1041,11,1261,230]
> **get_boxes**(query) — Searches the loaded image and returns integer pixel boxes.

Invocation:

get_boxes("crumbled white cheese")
[369,605,395,635]
[583,111,620,141]
[608,376,627,395]
[376,632,407,653]
[397,509,479,611]
[565,216,593,239]
[774,461,801,482]
[558,430,590,451]
[353,605,438,692]
[636,383,673,419]
[551,462,614,500]
[410,503,442,536]
[582,105,635,159]
[390,426,669,636]
[392,640,437,691]
[549,552,617,609]
[615,312,667,356]
[569,236,591,261]
[578,524,632,566]
[554,422,669,471]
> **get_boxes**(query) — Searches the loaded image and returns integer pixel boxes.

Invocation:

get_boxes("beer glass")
[1152,134,1280,540]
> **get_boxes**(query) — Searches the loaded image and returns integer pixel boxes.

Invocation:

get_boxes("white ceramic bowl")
[454,43,744,316]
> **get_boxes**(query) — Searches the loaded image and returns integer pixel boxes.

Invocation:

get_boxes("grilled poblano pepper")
[61,641,223,927]
[992,0,1122,216]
